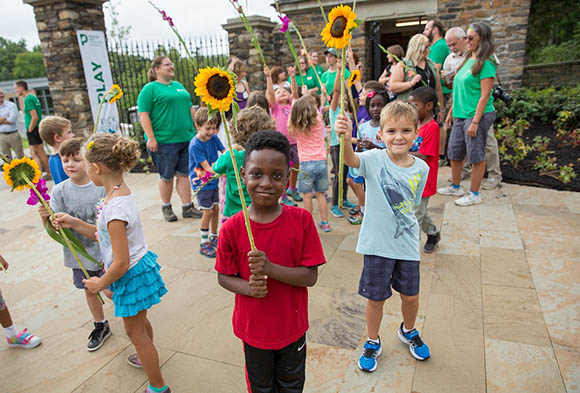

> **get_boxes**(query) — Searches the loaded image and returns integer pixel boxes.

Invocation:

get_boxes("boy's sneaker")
[281,197,298,207]
[423,232,441,253]
[437,185,465,196]
[358,338,382,372]
[200,242,216,258]
[482,176,501,190]
[398,322,430,360]
[6,328,42,349]
[286,188,303,202]
[318,221,331,232]
[182,203,203,218]
[128,353,143,368]
[162,204,178,222]
[87,321,111,352]
[342,200,356,209]
[209,234,218,248]
[349,206,360,215]
[330,205,344,218]
[348,213,363,225]
[455,191,482,206]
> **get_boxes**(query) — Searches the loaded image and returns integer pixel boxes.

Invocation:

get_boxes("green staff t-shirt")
[428,38,451,94]
[321,68,351,95]
[452,59,496,119]
[24,94,42,130]
[137,81,196,144]
[290,67,320,91]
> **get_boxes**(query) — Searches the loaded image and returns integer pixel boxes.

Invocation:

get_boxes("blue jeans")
[298,160,329,194]
[148,142,190,181]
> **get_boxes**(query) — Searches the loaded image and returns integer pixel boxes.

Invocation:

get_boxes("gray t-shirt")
[49,180,105,270]
[356,149,429,261]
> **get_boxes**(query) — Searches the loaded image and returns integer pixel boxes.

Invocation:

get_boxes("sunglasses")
[466,35,477,41]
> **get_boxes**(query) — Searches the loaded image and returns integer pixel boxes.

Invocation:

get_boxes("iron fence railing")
[107,35,229,128]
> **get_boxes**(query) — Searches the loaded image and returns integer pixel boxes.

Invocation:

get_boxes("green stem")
[92,91,112,135]
[347,87,360,140]
[377,44,428,87]
[231,1,266,68]
[338,48,346,209]
[316,0,328,23]
[23,176,105,305]
[220,111,256,251]
[285,32,305,88]
[191,174,221,198]
[292,25,325,92]
[0,261,6,274]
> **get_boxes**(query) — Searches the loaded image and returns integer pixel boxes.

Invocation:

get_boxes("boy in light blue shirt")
[335,100,431,372]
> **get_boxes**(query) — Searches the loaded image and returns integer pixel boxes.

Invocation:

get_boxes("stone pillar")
[222,16,277,92]
[23,0,108,136]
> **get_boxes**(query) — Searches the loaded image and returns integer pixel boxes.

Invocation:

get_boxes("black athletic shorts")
[27,127,43,146]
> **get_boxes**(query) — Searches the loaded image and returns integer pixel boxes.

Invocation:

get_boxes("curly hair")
[84,133,140,172]
[231,106,275,147]
[244,130,290,167]
[365,87,391,111]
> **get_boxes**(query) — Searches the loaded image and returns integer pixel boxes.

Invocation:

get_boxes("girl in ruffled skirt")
[53,134,170,393]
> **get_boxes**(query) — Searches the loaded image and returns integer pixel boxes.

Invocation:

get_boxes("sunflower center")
[207,74,231,100]
[330,16,348,38]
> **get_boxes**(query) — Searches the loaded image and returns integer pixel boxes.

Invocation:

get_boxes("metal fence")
[107,35,229,126]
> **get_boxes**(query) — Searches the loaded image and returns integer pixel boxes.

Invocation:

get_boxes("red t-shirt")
[215,205,326,350]
[418,119,440,197]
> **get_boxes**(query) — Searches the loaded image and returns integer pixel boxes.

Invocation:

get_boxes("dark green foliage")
[0,37,47,80]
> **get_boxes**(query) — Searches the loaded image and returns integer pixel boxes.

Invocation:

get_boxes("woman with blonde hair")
[389,34,444,113]
[228,60,250,110]
[138,56,201,222]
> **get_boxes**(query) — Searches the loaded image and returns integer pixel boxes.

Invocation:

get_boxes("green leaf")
[45,222,103,269]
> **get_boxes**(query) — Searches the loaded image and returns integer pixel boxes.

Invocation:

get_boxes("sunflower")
[194,67,236,112]
[108,84,123,104]
[321,5,358,49]
[3,157,41,191]
[348,70,361,87]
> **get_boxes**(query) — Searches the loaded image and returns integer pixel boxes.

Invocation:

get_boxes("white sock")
[367,337,380,344]
[3,325,18,339]
[96,319,107,324]
[162,202,171,208]
[402,325,414,333]
[360,205,365,214]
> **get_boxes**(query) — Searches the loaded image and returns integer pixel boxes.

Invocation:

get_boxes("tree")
[104,0,132,41]
[0,38,27,81]
[13,50,46,79]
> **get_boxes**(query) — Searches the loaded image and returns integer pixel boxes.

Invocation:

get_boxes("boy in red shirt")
[410,87,441,253]
[215,130,326,392]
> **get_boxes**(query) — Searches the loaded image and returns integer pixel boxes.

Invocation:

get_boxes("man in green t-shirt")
[424,20,451,95]
[321,48,351,96]
[14,80,50,178]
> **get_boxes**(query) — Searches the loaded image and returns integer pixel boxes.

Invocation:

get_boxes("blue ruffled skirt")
[111,251,168,317]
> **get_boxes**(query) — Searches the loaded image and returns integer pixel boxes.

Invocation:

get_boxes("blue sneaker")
[286,188,303,202]
[330,205,344,218]
[342,200,356,209]
[397,322,430,360]
[281,197,297,207]
[358,338,382,372]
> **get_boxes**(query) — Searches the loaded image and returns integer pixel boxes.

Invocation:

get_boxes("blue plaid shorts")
[358,255,420,301]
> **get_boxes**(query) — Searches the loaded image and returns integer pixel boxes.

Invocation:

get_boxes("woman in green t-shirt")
[438,22,497,207]
[138,56,201,222]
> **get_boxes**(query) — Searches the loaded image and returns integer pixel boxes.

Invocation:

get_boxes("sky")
[4,0,279,49]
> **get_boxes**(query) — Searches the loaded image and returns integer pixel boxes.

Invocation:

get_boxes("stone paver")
[0,167,578,393]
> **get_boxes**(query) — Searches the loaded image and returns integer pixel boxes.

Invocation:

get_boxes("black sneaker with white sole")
[87,321,111,352]
[423,232,441,253]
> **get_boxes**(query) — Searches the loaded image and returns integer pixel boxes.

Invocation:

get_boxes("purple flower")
[201,171,213,183]
[279,15,290,33]
[26,178,50,206]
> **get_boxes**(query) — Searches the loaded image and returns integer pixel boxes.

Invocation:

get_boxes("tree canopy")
[0,38,46,81]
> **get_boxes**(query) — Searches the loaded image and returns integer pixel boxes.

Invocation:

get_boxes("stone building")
[224,0,531,91]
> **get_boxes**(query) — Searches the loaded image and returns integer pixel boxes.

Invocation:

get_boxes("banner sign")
[76,30,120,133]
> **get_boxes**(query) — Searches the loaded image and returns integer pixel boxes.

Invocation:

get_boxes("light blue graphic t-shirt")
[356,149,429,261]
[358,121,385,149]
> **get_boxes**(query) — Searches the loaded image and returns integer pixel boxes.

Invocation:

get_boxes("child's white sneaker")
[6,328,42,349]
[455,191,482,206]
[437,185,465,196]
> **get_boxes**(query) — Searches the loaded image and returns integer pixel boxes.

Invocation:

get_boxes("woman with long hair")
[138,56,201,221]
[378,44,404,86]
[389,34,445,113]
[438,22,497,206]
[228,60,250,110]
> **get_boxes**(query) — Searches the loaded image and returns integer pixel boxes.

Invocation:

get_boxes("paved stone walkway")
[0,167,578,393]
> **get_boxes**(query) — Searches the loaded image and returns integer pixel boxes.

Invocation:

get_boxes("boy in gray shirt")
[39,138,111,352]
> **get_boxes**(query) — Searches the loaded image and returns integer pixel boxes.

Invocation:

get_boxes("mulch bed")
[499,121,580,192]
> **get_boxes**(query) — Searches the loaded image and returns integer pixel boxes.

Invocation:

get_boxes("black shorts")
[27,127,43,146]
[244,334,306,393]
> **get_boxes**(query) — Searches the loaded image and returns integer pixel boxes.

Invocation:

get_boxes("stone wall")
[25,0,107,136]
[223,16,277,92]
[522,60,580,89]
[435,0,531,90]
